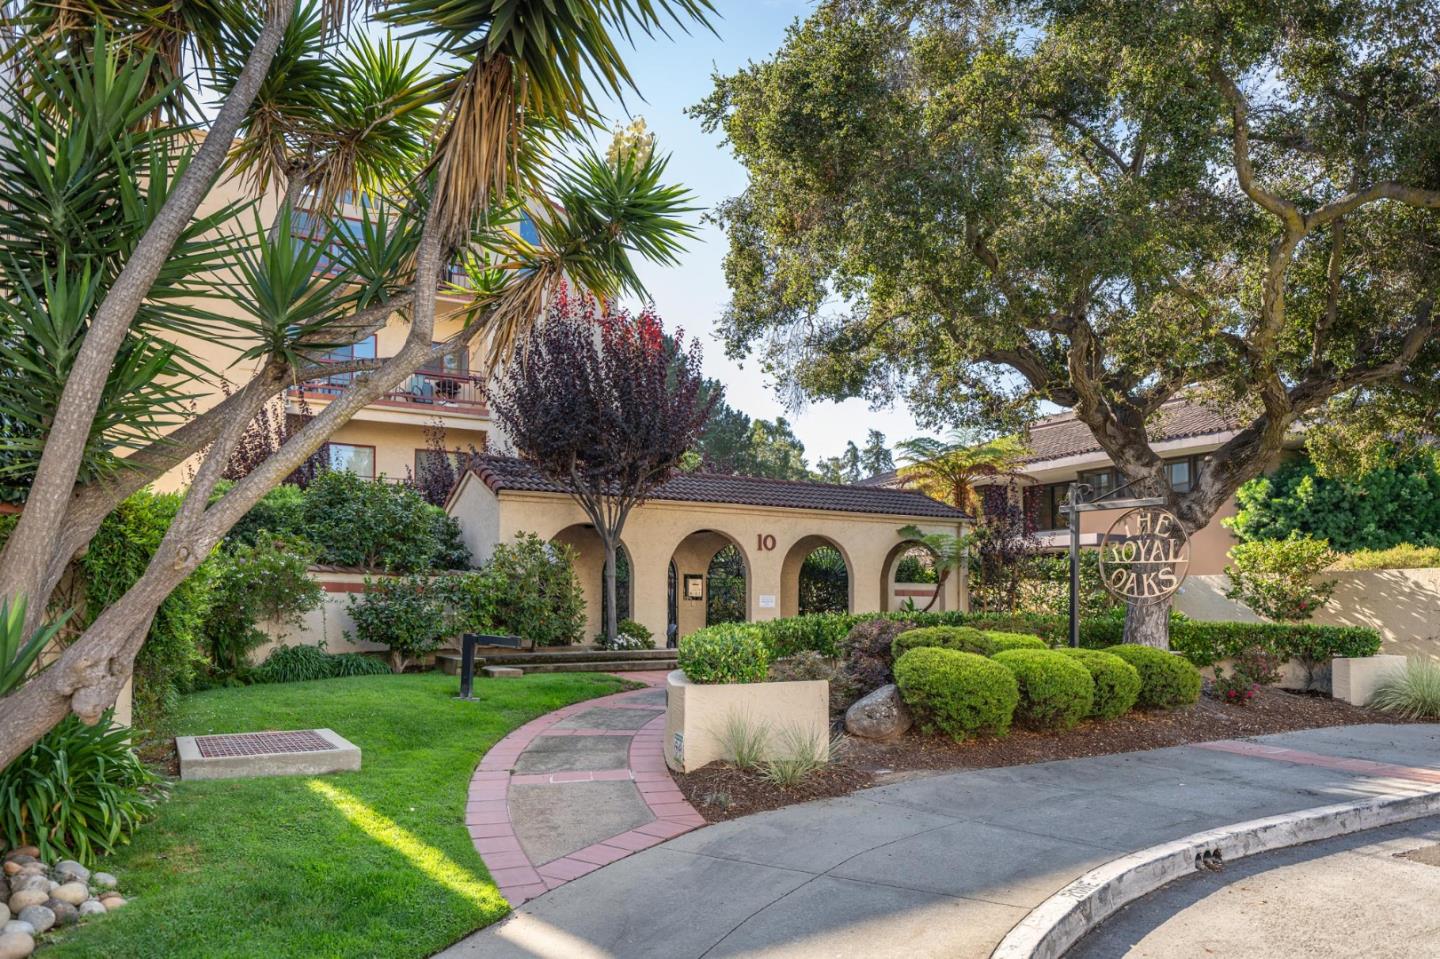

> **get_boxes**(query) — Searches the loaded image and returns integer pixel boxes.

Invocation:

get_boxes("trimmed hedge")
[892,626,995,659]
[1166,620,1380,668]
[761,612,853,659]
[1058,648,1141,719]
[1105,645,1202,709]
[893,648,1019,741]
[679,624,771,684]
[992,649,1094,729]
[985,631,1049,652]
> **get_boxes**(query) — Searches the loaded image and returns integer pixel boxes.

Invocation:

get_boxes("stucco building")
[447,456,970,643]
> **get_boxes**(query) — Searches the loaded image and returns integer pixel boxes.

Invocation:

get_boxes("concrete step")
[437,647,678,675]
[515,659,677,675]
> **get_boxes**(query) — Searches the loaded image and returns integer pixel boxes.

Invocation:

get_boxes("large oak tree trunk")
[1122,597,1172,648]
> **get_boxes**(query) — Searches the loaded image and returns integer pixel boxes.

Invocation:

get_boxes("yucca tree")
[896,433,1029,515]
[0,0,713,767]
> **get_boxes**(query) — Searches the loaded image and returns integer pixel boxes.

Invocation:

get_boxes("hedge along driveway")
[43,672,629,959]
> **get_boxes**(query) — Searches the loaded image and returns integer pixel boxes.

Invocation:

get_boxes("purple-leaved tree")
[488,289,715,643]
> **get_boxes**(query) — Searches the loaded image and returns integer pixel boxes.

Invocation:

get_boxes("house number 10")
[756,534,776,551]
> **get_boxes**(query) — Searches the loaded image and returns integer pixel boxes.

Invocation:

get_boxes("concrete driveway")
[443,724,1440,959]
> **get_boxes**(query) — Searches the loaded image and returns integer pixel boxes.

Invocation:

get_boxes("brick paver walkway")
[469,671,704,905]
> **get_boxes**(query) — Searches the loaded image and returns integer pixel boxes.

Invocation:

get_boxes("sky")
[586,0,928,465]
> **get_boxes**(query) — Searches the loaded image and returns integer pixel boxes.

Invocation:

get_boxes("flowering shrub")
[347,575,450,673]
[1207,644,1284,706]
[679,624,770,684]
[596,618,656,650]
[1224,535,1338,621]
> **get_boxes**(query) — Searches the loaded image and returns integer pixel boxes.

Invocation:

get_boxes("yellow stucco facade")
[447,471,968,644]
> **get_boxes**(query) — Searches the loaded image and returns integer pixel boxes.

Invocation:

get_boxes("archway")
[667,530,749,641]
[780,535,852,618]
[551,524,633,641]
[881,539,945,612]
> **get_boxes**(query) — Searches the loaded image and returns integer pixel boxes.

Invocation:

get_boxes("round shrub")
[992,649,1095,729]
[985,631,1049,652]
[893,647,1020,741]
[892,626,995,660]
[1105,644,1203,709]
[1058,648,1141,719]
[679,624,771,684]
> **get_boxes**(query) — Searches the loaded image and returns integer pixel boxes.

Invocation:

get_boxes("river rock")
[50,883,87,907]
[0,905,5,925]
[91,872,118,891]
[100,896,126,911]
[6,878,45,897]
[52,861,88,885]
[14,906,51,935]
[844,683,914,740]
[44,900,77,927]
[0,922,31,938]
[0,930,34,959]
[78,900,106,918]
[6,892,46,914]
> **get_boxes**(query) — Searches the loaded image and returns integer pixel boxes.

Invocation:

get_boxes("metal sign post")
[456,633,523,700]
[1060,480,1170,648]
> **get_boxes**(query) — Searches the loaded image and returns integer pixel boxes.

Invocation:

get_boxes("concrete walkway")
[446,723,1440,959]
[466,671,703,904]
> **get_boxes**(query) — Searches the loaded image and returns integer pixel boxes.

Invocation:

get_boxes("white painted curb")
[991,786,1440,959]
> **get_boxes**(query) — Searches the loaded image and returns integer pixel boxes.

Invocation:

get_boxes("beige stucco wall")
[447,473,968,643]
[251,569,402,662]
[1176,569,1440,660]
[663,670,829,773]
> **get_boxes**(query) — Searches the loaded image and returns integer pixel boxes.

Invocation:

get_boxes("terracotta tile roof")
[466,455,970,520]
[858,400,1239,486]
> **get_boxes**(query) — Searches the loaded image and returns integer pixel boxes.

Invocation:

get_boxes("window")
[1078,467,1119,500]
[312,336,376,391]
[328,443,375,480]
[421,342,469,376]
[1028,483,1072,532]
[1166,457,1195,493]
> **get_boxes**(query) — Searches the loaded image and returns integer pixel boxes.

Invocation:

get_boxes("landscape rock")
[7,877,46,897]
[91,872,118,891]
[78,900,106,918]
[5,850,36,863]
[0,931,34,959]
[100,896,126,911]
[50,882,88,907]
[0,868,12,880]
[844,683,914,740]
[0,922,32,937]
[7,892,46,914]
[14,906,51,934]
[43,900,77,927]
[0,905,5,925]
[52,861,88,885]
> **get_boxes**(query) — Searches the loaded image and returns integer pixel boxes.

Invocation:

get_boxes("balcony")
[289,367,488,417]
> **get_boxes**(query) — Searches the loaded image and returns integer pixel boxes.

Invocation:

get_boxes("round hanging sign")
[1097,507,1190,604]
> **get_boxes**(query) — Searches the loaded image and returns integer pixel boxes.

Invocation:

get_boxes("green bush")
[1369,659,1440,719]
[1225,535,1338,621]
[203,533,323,672]
[985,630,1049,652]
[596,618,656,651]
[347,575,451,672]
[224,482,307,547]
[252,644,389,683]
[0,711,162,865]
[1105,644,1202,709]
[767,650,837,683]
[1228,454,1440,552]
[758,612,853,659]
[893,647,1019,740]
[1331,543,1440,570]
[892,626,995,659]
[992,649,1094,729]
[485,533,586,647]
[1057,648,1141,719]
[1167,620,1381,668]
[679,624,771,684]
[300,470,470,572]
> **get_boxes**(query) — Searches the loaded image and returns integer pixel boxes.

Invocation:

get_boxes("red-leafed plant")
[488,289,715,642]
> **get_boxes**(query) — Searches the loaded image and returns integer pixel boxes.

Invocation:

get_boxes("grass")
[1369,658,1440,719]
[43,671,628,959]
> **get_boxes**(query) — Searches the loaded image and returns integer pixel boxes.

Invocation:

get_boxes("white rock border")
[990,786,1440,959]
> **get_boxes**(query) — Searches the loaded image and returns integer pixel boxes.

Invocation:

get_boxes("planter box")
[664,669,828,773]
[1332,654,1407,707]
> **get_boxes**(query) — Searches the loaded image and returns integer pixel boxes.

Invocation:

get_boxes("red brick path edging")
[1195,739,1440,785]
[466,671,704,906]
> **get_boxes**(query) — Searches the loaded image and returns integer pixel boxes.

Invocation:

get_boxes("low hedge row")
[992,649,1094,730]
[893,648,1019,740]
[1105,644,1203,708]
[1058,648,1142,719]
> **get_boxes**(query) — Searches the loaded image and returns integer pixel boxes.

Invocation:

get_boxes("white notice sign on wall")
[757,594,776,609]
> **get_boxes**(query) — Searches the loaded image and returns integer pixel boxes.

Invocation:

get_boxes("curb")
[990,787,1440,959]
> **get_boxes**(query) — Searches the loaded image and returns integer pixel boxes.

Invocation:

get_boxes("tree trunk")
[602,538,619,644]
[1123,597,1172,648]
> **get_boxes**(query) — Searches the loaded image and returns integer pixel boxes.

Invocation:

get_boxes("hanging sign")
[1097,507,1190,604]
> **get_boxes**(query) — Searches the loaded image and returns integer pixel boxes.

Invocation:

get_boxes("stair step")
[516,659,677,674]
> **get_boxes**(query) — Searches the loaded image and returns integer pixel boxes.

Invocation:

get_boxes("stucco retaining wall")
[1176,569,1440,660]
[251,568,408,663]
[664,669,829,773]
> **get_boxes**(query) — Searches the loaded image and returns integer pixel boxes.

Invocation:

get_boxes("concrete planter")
[1332,654,1407,707]
[664,669,828,773]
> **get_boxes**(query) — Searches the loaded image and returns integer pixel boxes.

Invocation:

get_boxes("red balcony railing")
[290,367,488,415]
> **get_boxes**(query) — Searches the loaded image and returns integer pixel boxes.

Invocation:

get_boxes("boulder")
[844,683,914,740]
[0,922,32,938]
[52,861,88,885]
[0,905,5,926]
[0,931,33,959]
[50,883,88,907]
[7,878,46,898]
[6,892,46,915]
[78,900,106,918]
[43,900,77,928]
[14,906,51,935]
[91,872,118,891]
[100,896,126,911]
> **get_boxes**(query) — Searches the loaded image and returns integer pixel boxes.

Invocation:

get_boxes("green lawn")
[45,671,629,959]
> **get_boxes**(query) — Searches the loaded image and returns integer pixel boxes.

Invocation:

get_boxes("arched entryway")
[880,539,945,612]
[551,524,634,640]
[667,530,749,641]
[780,535,852,617]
